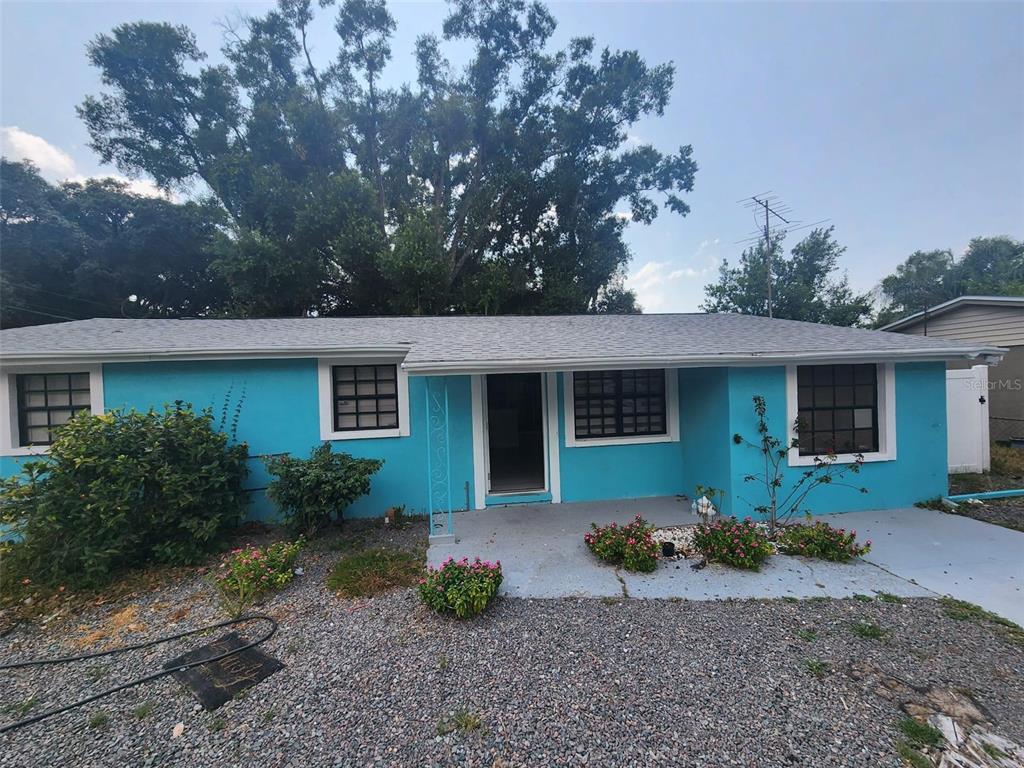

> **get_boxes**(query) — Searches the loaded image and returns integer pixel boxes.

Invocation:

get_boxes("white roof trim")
[879,295,1024,331]
[402,346,1008,375]
[0,346,412,365]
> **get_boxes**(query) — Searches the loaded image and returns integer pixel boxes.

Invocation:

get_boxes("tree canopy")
[874,236,1024,326]
[1,159,225,328]
[71,0,698,318]
[701,227,873,327]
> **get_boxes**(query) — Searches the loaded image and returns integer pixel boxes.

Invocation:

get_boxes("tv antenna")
[734,192,830,318]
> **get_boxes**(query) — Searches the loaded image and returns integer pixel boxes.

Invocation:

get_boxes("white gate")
[946,365,991,473]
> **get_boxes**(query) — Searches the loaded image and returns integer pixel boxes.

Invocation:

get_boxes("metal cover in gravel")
[162,631,283,711]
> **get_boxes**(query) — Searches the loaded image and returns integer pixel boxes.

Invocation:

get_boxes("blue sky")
[2,1,1022,313]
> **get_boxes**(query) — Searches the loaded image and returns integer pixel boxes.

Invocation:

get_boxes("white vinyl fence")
[946,365,991,474]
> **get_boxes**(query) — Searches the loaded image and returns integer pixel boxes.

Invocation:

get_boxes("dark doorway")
[486,373,546,493]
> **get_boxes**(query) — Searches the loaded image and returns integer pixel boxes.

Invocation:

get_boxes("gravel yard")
[2,521,1023,768]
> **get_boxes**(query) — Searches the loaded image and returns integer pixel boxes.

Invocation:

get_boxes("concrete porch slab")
[426,497,933,602]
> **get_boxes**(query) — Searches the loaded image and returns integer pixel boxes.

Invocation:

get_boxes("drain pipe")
[943,488,1024,506]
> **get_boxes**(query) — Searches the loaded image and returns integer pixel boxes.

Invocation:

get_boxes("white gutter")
[0,344,1006,372]
[0,345,412,366]
[401,345,1008,376]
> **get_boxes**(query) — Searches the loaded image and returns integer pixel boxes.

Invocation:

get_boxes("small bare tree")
[733,395,868,534]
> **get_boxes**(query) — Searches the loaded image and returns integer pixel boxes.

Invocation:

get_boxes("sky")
[2,0,1022,313]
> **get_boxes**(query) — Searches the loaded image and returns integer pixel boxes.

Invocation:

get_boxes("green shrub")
[693,518,774,570]
[584,515,659,572]
[0,405,248,589]
[265,444,383,537]
[419,557,502,618]
[776,522,871,562]
[213,539,304,616]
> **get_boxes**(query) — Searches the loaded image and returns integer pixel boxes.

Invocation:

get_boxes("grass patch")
[851,620,885,639]
[914,497,947,512]
[262,708,276,723]
[797,628,818,641]
[896,741,933,768]
[326,548,424,598]
[782,596,799,603]
[981,741,1008,760]
[133,701,153,719]
[992,443,1024,476]
[437,709,483,736]
[1,697,38,718]
[803,658,829,678]
[876,592,904,604]
[853,593,873,602]
[87,710,109,729]
[898,717,944,749]
[209,716,226,732]
[939,597,1024,646]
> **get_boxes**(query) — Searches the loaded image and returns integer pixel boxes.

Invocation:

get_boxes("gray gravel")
[2,520,1023,768]
[948,497,1024,533]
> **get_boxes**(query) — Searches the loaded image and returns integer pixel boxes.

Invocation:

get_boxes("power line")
[4,303,78,321]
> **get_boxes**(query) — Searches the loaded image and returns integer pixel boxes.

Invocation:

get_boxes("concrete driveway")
[427,497,933,604]
[829,507,1024,625]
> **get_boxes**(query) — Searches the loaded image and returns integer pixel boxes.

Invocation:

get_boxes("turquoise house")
[0,314,1005,538]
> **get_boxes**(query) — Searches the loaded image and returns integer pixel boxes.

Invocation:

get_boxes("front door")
[485,373,546,493]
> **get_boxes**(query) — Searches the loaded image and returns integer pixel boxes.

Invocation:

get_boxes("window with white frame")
[332,364,400,431]
[564,368,679,447]
[317,357,410,440]
[786,362,895,465]
[1,366,104,455]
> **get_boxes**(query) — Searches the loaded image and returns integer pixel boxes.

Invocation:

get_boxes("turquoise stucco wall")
[556,372,687,503]
[1,359,948,521]
[8,359,476,521]
[724,362,948,517]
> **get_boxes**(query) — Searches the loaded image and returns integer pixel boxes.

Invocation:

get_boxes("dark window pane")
[16,371,91,446]
[331,364,400,431]
[796,364,878,457]
[797,386,813,408]
[814,410,833,431]
[572,369,667,439]
[835,386,854,406]
[855,385,875,406]
[814,387,834,407]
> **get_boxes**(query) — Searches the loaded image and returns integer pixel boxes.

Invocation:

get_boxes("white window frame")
[317,356,410,441]
[785,362,896,467]
[1,364,104,457]
[563,368,680,448]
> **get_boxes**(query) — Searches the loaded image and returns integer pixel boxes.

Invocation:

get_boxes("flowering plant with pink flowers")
[214,538,304,616]
[775,521,871,562]
[693,518,773,571]
[419,557,502,618]
[584,515,658,573]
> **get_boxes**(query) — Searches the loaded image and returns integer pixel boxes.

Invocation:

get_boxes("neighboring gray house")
[881,295,1024,442]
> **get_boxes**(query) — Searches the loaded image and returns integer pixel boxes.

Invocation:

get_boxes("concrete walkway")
[427,497,933,603]
[832,507,1024,625]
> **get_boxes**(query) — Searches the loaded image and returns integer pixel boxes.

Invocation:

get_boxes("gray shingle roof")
[0,314,1006,373]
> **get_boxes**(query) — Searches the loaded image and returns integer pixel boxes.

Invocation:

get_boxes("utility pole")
[735,194,830,319]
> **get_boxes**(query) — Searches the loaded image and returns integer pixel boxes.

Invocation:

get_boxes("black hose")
[0,614,278,734]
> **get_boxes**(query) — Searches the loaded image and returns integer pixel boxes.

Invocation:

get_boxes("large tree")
[0,160,226,328]
[874,236,1024,326]
[77,0,698,316]
[701,227,872,327]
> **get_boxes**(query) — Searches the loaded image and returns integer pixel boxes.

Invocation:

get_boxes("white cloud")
[2,126,170,199]
[2,126,75,177]
[626,239,721,312]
